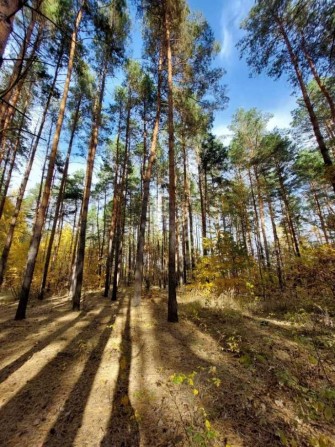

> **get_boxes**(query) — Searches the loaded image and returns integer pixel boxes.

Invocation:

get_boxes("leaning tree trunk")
[301,34,335,126]
[278,19,335,194]
[14,7,82,320]
[38,95,82,300]
[0,93,30,219]
[133,51,162,307]
[165,10,178,323]
[0,0,23,68]
[0,8,43,161]
[311,181,329,244]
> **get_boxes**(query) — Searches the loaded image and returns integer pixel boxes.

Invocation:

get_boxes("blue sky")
[187,0,297,142]
[12,0,300,193]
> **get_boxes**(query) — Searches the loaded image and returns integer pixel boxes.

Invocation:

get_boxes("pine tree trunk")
[0,0,22,67]
[104,104,123,297]
[111,196,126,301]
[165,10,178,322]
[71,62,106,311]
[248,169,265,266]
[267,194,284,290]
[0,131,19,218]
[0,94,29,219]
[38,95,81,300]
[109,93,132,301]
[182,138,190,283]
[278,19,335,193]
[0,9,43,159]
[254,168,271,268]
[15,7,82,320]
[277,164,300,257]
[311,181,329,244]
[162,194,167,289]
[133,51,162,306]
[198,163,207,255]
[301,34,335,126]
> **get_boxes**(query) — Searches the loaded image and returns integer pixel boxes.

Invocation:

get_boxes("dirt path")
[0,289,334,446]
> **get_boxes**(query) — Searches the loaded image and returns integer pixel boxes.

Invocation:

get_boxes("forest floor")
[0,287,334,447]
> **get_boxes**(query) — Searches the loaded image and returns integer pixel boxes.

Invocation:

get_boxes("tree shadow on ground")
[142,298,335,447]
[100,296,140,447]
[0,312,84,383]
[43,299,123,447]
[0,303,117,447]
[175,300,335,446]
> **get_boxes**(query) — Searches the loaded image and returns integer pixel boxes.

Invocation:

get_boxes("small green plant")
[225,334,242,354]
[170,371,220,446]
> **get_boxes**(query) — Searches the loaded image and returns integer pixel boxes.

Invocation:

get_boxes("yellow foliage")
[0,198,30,288]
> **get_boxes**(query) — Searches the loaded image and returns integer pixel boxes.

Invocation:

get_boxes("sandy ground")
[0,288,334,447]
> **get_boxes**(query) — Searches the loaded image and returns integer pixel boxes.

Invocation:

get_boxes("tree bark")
[165,10,178,322]
[0,6,43,159]
[71,61,106,311]
[278,19,335,193]
[182,137,191,283]
[15,6,82,319]
[109,91,132,301]
[267,193,284,290]
[311,181,329,244]
[133,51,162,307]
[104,103,123,297]
[38,95,81,300]
[0,0,22,67]
[277,164,300,257]
[301,34,335,126]
[198,163,207,255]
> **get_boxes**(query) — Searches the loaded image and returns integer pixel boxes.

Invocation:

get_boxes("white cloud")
[266,97,297,131]
[212,123,233,144]
[220,27,233,58]
[267,112,292,130]
[219,0,254,61]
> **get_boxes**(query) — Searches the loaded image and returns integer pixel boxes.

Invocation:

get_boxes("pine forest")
[0,0,335,446]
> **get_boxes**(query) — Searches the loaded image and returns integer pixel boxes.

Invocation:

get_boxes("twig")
[0,99,31,120]
[0,127,47,140]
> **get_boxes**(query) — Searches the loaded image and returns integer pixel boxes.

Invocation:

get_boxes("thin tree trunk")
[0,132,19,218]
[104,103,123,296]
[111,188,127,301]
[311,181,329,244]
[71,61,106,311]
[0,94,29,219]
[277,165,300,257]
[182,137,190,283]
[162,194,167,289]
[109,92,132,300]
[165,10,178,322]
[0,9,43,159]
[267,193,284,290]
[15,6,82,319]
[255,169,271,268]
[301,35,335,125]
[133,51,162,306]
[0,58,60,286]
[38,95,81,300]
[278,19,335,193]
